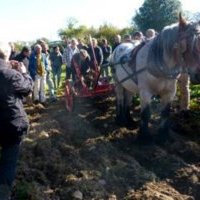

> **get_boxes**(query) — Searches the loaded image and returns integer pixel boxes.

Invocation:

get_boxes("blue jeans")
[0,144,20,187]
[52,66,62,90]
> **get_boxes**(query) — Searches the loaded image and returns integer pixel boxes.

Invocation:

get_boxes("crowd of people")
[0,28,191,199]
[4,30,160,103]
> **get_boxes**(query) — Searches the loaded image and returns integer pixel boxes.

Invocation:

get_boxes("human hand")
[10,61,27,73]
[80,77,87,88]
[18,62,27,74]
[9,60,19,70]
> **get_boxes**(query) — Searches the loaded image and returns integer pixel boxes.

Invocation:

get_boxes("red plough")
[65,61,114,112]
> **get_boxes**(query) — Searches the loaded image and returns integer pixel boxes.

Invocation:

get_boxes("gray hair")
[0,41,11,61]
[115,34,121,42]
[34,44,42,51]
[146,29,156,38]
[80,49,89,58]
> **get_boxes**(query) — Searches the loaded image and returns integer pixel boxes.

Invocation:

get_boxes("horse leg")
[124,90,134,127]
[115,84,127,126]
[157,91,175,144]
[156,103,171,144]
[137,91,153,143]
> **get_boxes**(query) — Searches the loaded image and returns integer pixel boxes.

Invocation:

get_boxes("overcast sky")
[0,0,199,42]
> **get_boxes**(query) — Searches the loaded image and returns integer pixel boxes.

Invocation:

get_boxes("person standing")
[87,38,103,71]
[14,46,30,71]
[50,46,63,90]
[29,44,48,104]
[101,38,112,77]
[38,41,56,101]
[62,38,79,80]
[0,41,33,199]
[112,34,121,51]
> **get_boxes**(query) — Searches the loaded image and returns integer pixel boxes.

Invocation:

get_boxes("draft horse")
[111,14,200,143]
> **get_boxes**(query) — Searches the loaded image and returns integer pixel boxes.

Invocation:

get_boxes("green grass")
[190,84,200,109]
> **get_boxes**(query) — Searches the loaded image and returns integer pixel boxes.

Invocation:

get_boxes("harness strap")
[118,65,147,85]
[148,64,184,80]
[111,50,147,86]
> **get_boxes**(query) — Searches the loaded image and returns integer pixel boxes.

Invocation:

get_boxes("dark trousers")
[0,144,20,187]
[66,67,75,81]
[66,67,72,79]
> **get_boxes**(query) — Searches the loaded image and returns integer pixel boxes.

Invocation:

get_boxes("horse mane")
[148,23,179,71]
[128,24,181,75]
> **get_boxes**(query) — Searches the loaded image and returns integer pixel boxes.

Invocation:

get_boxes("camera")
[10,60,27,74]
[10,60,20,70]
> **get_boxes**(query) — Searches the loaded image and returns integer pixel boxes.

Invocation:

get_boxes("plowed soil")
[13,95,200,200]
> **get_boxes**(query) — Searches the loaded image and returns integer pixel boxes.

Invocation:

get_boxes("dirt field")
[13,95,200,200]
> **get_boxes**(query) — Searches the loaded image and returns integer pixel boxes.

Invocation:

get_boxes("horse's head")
[178,13,200,69]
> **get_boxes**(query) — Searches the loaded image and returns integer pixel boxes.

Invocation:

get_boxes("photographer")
[0,41,33,199]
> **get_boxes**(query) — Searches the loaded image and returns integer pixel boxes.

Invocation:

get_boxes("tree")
[58,20,136,46]
[120,27,136,38]
[58,17,80,39]
[66,17,78,29]
[58,21,126,46]
[94,23,121,45]
[133,0,182,32]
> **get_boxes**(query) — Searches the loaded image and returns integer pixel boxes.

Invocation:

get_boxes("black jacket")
[101,45,112,64]
[87,45,103,66]
[0,59,33,145]
[14,52,29,63]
